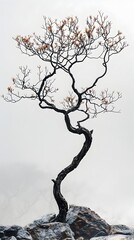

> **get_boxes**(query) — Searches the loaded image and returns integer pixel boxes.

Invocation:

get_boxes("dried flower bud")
[118,30,122,35]
[7,86,12,93]
[12,78,16,84]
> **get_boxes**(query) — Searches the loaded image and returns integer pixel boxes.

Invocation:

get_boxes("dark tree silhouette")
[4,13,127,222]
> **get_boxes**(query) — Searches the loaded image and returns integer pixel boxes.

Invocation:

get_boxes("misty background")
[0,0,134,227]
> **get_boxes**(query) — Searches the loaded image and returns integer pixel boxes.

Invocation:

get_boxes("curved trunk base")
[51,179,68,222]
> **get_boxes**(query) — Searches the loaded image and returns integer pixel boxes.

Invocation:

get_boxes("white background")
[0,0,134,227]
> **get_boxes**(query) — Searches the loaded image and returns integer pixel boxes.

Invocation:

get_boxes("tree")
[4,13,127,222]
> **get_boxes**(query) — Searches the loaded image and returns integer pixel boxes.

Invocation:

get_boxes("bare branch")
[5,12,127,123]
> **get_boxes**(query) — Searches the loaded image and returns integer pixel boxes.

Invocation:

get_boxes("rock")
[0,225,32,240]
[26,213,56,230]
[26,222,75,240]
[91,234,134,240]
[91,225,134,240]
[66,205,110,239]
[0,226,6,238]
[17,227,32,239]
[2,237,17,240]
[0,231,5,237]
[4,225,21,237]
[110,225,134,236]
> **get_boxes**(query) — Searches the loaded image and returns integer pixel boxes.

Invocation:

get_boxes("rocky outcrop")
[0,225,32,239]
[0,205,133,240]
[91,225,134,240]
[27,222,75,240]
[66,205,110,239]
[91,235,134,240]
[0,222,75,240]
[110,225,134,236]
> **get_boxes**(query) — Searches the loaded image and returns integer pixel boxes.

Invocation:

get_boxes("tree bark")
[51,113,93,222]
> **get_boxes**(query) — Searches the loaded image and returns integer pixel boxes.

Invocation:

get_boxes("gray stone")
[66,205,110,239]
[0,231,4,237]
[4,225,21,237]
[27,222,75,240]
[17,227,32,240]
[110,225,134,236]
[26,213,56,230]
[91,234,134,240]
[0,225,32,240]
[1,237,17,240]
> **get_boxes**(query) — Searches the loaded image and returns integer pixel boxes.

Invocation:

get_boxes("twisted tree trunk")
[52,113,93,222]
